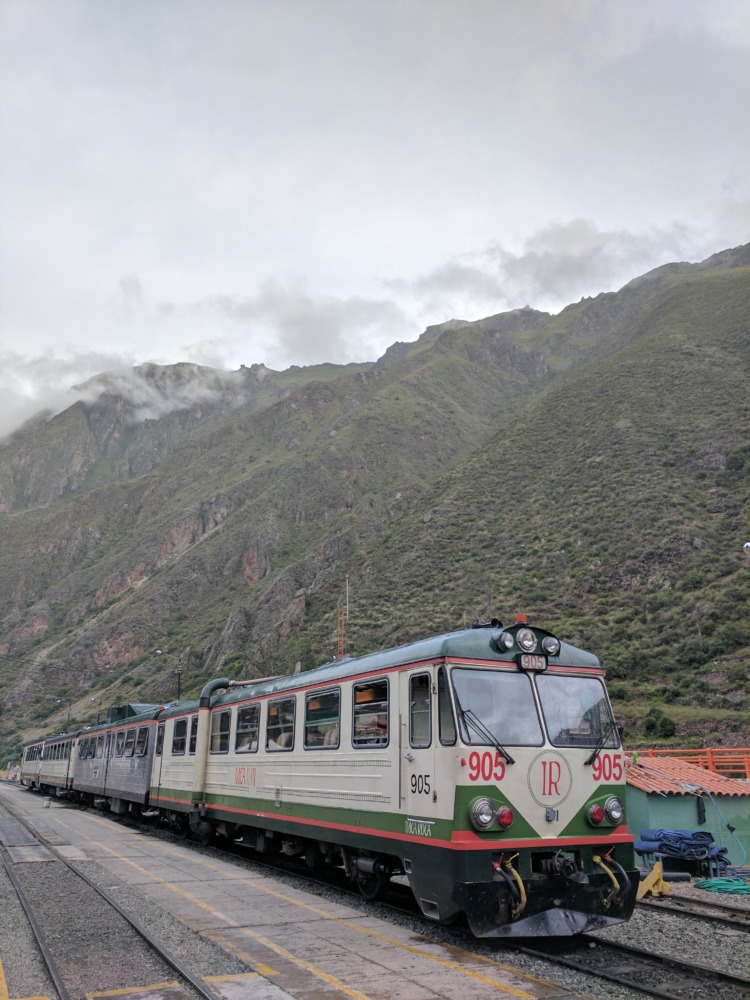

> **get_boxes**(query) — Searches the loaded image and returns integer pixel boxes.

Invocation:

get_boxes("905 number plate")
[520,654,546,671]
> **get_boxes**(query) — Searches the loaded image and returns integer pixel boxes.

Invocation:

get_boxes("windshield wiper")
[584,718,619,766]
[453,691,515,765]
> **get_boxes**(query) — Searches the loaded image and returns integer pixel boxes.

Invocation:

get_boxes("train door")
[399,668,436,827]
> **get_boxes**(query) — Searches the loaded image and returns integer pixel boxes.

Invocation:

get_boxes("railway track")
[510,934,750,1000]
[0,799,217,1000]
[638,893,750,931]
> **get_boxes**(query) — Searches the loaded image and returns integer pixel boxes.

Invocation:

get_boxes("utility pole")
[338,576,350,658]
[337,605,345,658]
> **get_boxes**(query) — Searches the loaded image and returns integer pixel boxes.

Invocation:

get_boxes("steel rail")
[0,797,219,1000]
[510,934,750,999]
[638,894,750,930]
[0,844,72,1000]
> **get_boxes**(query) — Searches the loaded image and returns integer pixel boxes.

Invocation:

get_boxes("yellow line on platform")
[54,819,370,1000]
[53,815,539,998]
[148,841,539,997]
[202,933,278,977]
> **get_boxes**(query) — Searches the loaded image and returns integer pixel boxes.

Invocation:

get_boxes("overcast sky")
[1,0,748,437]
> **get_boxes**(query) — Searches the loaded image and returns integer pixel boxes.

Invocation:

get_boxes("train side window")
[409,673,431,748]
[352,680,388,747]
[305,688,340,749]
[115,731,126,756]
[172,719,187,755]
[135,727,149,756]
[236,705,260,753]
[438,667,456,745]
[155,722,164,756]
[124,730,136,756]
[266,697,295,751]
[96,735,105,758]
[106,733,114,757]
[189,716,198,754]
[210,710,231,754]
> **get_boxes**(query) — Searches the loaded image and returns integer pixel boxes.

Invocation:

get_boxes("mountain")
[1,246,748,759]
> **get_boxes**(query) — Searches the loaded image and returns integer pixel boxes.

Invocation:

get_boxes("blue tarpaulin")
[635,828,729,864]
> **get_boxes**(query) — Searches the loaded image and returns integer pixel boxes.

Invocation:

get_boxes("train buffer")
[637,859,671,899]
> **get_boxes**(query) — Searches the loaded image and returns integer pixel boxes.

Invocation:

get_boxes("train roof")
[207,621,602,709]
[24,622,604,742]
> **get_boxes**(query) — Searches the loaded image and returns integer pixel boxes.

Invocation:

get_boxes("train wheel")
[355,869,388,900]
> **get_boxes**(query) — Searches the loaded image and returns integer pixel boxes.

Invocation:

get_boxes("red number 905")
[591,753,623,782]
[468,750,506,782]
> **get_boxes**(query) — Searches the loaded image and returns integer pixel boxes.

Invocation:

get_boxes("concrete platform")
[0,784,583,1000]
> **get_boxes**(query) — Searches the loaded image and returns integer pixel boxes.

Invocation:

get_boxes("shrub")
[643,707,676,738]
[678,636,710,666]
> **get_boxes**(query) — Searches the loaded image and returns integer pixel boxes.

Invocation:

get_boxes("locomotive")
[20,616,638,937]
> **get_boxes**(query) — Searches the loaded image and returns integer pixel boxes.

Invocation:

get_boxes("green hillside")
[0,247,748,760]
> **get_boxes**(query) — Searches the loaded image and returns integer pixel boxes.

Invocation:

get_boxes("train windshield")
[537,674,618,748]
[452,668,544,746]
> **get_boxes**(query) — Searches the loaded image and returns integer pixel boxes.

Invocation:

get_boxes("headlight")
[604,795,624,824]
[541,636,560,656]
[497,631,514,650]
[516,627,537,652]
[470,797,495,830]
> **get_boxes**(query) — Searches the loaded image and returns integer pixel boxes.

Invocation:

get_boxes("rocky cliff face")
[1,247,748,751]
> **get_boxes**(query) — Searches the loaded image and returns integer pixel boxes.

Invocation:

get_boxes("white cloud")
[385,220,726,321]
[0,0,747,435]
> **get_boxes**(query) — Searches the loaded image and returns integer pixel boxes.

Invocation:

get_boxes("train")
[20,616,638,937]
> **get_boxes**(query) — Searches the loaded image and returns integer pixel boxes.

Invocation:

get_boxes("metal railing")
[636,747,750,780]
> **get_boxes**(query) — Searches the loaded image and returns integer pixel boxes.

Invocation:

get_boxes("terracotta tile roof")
[625,754,750,797]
